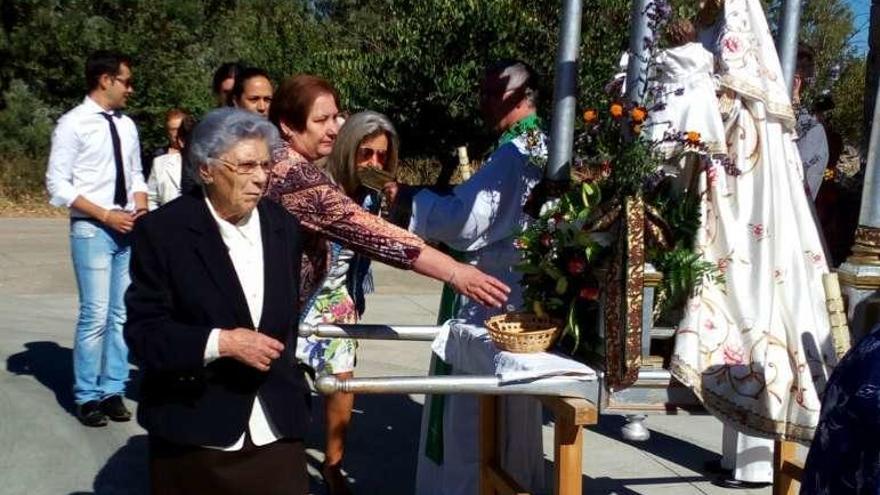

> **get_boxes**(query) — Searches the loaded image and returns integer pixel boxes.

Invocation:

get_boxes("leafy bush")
[0,0,866,202]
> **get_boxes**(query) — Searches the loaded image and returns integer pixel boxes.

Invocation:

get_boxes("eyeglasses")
[356,147,388,165]
[113,76,134,89]
[211,156,272,175]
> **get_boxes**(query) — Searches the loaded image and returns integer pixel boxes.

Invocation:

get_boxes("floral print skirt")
[296,288,359,376]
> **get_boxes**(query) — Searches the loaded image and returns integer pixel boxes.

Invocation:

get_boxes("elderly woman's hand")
[448,263,510,308]
[219,328,285,372]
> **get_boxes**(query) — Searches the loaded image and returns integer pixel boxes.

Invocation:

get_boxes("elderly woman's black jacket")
[124,190,307,447]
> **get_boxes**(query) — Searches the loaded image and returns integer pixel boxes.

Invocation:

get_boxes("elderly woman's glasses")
[356,147,388,165]
[211,157,272,175]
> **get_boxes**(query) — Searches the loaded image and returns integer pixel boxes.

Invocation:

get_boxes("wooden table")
[479,395,598,495]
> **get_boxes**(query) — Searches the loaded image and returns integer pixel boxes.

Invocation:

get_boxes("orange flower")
[630,106,648,123]
[686,131,701,144]
[582,109,598,124]
[609,102,624,119]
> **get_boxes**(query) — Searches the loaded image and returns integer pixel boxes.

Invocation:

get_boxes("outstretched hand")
[449,263,510,308]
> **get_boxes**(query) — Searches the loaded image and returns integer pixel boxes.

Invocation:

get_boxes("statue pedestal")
[838,226,880,341]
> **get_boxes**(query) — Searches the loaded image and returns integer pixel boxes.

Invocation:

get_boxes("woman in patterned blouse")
[265,74,509,493]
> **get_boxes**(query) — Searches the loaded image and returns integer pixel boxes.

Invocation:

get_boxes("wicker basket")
[484,312,562,353]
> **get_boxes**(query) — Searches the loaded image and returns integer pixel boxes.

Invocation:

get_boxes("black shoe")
[321,463,353,495]
[712,476,771,489]
[99,395,131,422]
[77,400,108,427]
[704,459,732,475]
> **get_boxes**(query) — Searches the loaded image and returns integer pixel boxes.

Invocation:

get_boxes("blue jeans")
[70,219,131,404]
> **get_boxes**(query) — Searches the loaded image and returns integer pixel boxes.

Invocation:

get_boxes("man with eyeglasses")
[46,50,147,427]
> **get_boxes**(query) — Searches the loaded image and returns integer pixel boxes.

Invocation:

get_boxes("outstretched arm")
[266,155,509,308]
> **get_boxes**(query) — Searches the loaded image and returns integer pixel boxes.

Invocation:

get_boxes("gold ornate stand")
[837,225,880,340]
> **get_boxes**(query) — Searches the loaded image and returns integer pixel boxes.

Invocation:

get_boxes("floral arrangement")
[514,101,722,360]
[512,0,726,385]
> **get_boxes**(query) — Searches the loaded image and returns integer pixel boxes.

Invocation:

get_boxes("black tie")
[102,112,127,207]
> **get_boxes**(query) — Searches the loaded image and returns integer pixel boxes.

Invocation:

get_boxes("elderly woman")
[265,74,509,493]
[295,110,399,492]
[125,108,309,494]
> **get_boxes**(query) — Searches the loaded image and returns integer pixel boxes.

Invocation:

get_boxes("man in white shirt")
[45,50,147,427]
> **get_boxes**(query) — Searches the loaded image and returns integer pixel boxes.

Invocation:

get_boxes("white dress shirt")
[202,197,281,451]
[147,152,182,210]
[45,96,147,217]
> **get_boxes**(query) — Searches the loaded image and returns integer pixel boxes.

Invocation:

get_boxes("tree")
[768,0,866,146]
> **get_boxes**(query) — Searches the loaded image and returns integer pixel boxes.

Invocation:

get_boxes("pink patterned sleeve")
[265,152,425,270]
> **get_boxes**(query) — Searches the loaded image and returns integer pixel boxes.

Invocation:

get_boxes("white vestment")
[411,131,547,495]
[721,425,774,483]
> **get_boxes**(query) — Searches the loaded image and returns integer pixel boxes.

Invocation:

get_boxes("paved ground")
[0,218,781,494]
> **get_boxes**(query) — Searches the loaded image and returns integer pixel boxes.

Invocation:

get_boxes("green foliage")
[0,0,867,201]
[0,80,56,157]
[652,246,721,317]
[767,0,866,145]
[649,188,721,317]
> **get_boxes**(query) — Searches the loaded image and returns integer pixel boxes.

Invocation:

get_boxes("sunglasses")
[356,147,388,164]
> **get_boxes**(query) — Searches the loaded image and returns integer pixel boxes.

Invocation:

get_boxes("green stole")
[424,113,542,464]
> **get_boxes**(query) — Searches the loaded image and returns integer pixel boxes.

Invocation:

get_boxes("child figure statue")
[647,17,727,177]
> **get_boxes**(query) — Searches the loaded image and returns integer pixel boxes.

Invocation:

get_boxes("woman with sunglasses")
[265,75,509,494]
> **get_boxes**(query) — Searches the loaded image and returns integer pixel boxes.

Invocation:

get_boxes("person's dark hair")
[175,114,197,148]
[231,67,272,102]
[165,107,188,122]
[269,74,340,133]
[85,50,132,91]
[211,62,245,96]
[813,94,836,114]
[665,18,697,46]
[796,43,816,80]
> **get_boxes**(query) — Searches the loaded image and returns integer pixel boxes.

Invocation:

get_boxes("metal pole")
[861,79,880,228]
[776,0,803,95]
[316,375,598,401]
[298,323,440,341]
[624,0,651,105]
[545,0,583,181]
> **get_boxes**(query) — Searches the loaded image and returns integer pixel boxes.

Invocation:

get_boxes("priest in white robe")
[393,59,548,495]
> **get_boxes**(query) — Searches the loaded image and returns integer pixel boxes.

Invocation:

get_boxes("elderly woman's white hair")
[324,110,399,196]
[187,107,280,185]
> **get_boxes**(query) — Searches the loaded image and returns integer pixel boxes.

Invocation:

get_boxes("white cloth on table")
[416,322,595,495]
[432,320,597,384]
